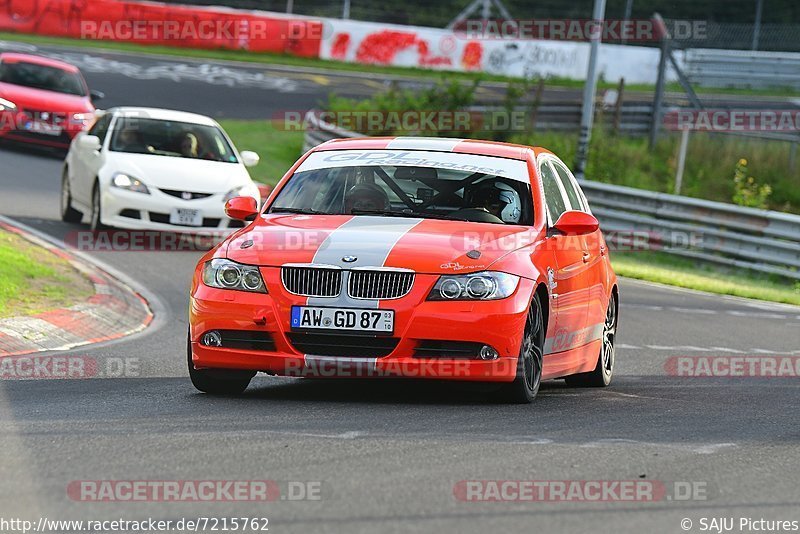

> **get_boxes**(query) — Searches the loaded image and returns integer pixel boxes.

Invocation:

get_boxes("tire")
[498,292,545,404]
[60,169,82,223]
[89,183,107,231]
[187,332,254,395]
[565,294,617,387]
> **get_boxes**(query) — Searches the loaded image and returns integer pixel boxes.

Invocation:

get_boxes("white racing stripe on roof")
[386,137,464,151]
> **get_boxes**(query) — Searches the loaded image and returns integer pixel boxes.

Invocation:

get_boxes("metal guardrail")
[683,48,800,90]
[472,101,654,135]
[582,181,800,280]
[302,113,361,153]
[302,117,800,280]
[302,100,654,142]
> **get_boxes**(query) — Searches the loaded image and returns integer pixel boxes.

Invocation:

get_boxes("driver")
[468,180,522,223]
[115,128,143,152]
[344,183,390,213]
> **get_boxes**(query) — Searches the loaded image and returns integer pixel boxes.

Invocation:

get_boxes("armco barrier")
[684,48,800,90]
[0,0,322,56]
[302,116,800,280]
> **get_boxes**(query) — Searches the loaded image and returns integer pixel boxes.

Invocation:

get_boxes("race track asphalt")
[0,42,799,534]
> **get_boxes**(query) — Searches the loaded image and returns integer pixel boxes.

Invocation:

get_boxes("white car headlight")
[202,259,266,293]
[0,98,17,112]
[71,113,90,127]
[224,184,258,203]
[112,173,150,194]
[427,271,519,301]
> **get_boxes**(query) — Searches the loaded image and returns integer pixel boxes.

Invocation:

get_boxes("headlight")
[71,113,90,127]
[224,184,258,202]
[202,259,267,293]
[427,271,519,301]
[112,173,150,194]
[0,97,16,112]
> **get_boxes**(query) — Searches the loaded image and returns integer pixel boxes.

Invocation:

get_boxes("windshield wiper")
[270,207,327,215]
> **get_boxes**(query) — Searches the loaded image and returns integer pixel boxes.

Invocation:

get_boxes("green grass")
[611,250,800,306]
[3,31,798,97]
[219,119,304,186]
[0,230,94,318]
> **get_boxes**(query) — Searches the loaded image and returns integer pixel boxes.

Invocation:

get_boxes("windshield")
[270,150,533,225]
[0,61,87,96]
[109,117,239,163]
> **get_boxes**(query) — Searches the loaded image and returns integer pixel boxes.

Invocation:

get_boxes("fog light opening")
[479,345,499,360]
[202,330,222,347]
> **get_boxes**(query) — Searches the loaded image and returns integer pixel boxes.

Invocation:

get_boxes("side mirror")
[225,196,259,221]
[89,90,105,103]
[552,210,599,236]
[240,150,260,168]
[78,134,101,151]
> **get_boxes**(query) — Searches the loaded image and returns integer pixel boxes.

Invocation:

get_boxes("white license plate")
[169,208,203,226]
[291,306,394,333]
[26,120,61,136]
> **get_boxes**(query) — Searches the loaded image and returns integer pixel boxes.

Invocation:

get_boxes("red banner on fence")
[0,0,322,57]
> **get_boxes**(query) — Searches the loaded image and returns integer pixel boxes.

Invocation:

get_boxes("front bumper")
[0,110,84,149]
[101,186,247,233]
[189,270,535,382]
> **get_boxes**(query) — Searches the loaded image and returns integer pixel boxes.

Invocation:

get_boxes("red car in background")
[0,53,101,149]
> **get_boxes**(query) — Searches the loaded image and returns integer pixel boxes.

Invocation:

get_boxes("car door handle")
[599,245,606,256]
[582,252,591,263]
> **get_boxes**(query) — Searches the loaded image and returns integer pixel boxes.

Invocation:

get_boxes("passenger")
[180,132,200,158]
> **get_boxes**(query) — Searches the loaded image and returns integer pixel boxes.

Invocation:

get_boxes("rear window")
[0,61,86,96]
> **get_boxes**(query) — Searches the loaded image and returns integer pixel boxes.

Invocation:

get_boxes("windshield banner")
[296,150,529,181]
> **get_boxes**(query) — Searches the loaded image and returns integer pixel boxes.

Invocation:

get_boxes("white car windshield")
[269,150,534,225]
[109,117,238,164]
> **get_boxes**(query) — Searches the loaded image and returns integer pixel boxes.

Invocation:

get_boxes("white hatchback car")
[62,107,261,232]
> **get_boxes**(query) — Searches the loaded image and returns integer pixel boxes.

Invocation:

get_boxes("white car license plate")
[291,306,394,333]
[26,120,62,136]
[169,208,203,227]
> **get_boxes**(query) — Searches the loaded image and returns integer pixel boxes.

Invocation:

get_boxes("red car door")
[552,160,608,334]
[538,158,591,357]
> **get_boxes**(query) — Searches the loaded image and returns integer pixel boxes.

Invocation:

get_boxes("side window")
[552,161,586,212]
[539,160,567,224]
[88,114,112,144]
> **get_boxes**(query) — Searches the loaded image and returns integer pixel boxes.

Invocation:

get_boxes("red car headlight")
[202,259,267,294]
[427,271,519,301]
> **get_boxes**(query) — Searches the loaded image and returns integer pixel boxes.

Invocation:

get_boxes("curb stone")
[0,220,153,356]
